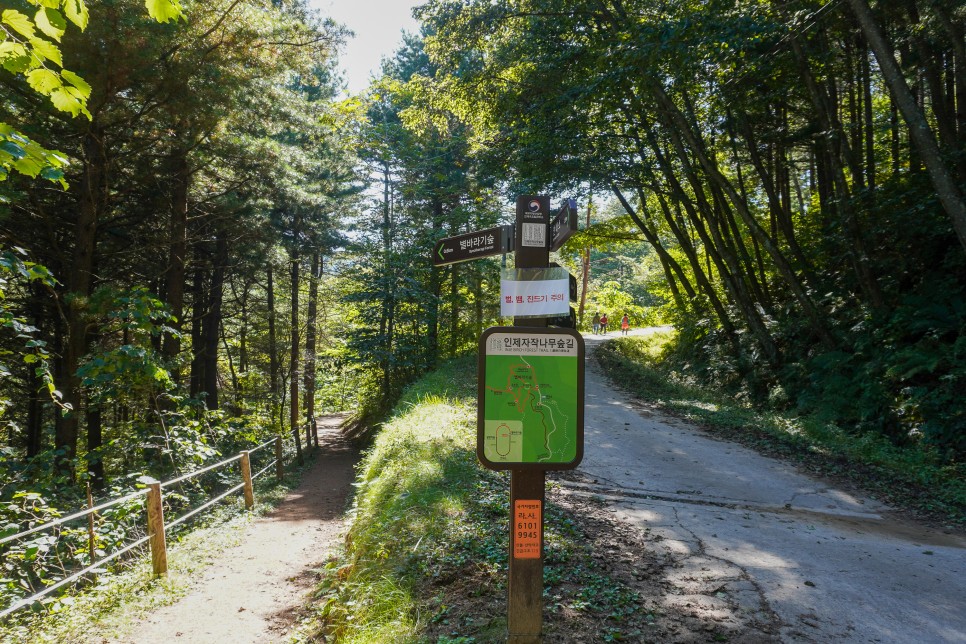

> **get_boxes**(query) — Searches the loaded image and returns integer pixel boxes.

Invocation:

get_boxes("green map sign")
[477,327,584,470]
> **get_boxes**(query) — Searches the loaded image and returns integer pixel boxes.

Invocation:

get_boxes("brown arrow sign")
[550,198,578,251]
[432,224,514,267]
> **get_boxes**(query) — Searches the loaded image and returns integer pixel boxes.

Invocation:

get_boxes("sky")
[309,0,422,95]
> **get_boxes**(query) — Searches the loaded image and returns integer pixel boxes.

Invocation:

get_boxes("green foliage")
[0,248,61,418]
[77,286,177,403]
[0,0,185,185]
[0,125,69,188]
[588,281,650,330]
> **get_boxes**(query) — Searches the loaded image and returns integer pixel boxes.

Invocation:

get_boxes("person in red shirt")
[599,313,608,335]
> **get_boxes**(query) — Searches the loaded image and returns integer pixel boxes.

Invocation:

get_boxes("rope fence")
[0,435,290,620]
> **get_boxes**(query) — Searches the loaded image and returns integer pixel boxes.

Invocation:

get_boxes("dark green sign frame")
[477,326,585,471]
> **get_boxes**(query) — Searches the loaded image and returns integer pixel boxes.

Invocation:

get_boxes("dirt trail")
[111,416,358,644]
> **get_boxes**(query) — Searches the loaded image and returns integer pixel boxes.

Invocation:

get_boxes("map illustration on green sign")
[478,327,584,470]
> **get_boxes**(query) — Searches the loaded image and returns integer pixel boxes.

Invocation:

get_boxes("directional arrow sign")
[433,224,514,267]
[550,198,578,252]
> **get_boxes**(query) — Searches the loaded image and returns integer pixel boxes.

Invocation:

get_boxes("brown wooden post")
[146,480,167,577]
[240,450,255,510]
[507,194,550,643]
[275,435,284,481]
[508,470,545,643]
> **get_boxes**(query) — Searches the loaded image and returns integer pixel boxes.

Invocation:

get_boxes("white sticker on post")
[521,222,546,248]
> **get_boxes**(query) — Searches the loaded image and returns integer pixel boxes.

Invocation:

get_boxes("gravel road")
[564,330,966,643]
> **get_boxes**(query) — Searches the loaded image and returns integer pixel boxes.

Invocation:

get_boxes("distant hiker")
[599,313,608,335]
[592,312,601,334]
[621,313,630,335]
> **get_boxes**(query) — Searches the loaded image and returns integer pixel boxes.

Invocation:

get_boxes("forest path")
[110,415,357,644]
[562,329,966,642]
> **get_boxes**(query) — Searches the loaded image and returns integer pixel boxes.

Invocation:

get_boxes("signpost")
[428,195,584,642]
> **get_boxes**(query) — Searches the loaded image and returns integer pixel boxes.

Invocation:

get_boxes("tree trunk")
[448,264,458,356]
[86,400,104,490]
[239,281,249,374]
[202,231,227,410]
[379,161,395,401]
[267,263,279,426]
[57,125,106,476]
[189,255,206,398]
[289,243,303,466]
[637,125,739,340]
[789,34,886,311]
[428,200,443,367]
[304,249,320,449]
[577,194,591,327]
[221,325,239,411]
[649,79,835,345]
[163,150,190,377]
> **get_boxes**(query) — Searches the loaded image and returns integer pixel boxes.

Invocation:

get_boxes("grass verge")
[596,332,966,528]
[303,355,650,643]
[0,451,316,644]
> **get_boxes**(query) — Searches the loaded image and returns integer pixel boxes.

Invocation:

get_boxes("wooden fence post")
[275,435,284,481]
[240,450,255,510]
[146,480,167,577]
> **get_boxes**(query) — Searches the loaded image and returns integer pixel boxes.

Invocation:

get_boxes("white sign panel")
[500,268,570,318]
[521,222,546,248]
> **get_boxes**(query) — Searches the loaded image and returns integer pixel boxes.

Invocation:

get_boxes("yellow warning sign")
[513,500,542,559]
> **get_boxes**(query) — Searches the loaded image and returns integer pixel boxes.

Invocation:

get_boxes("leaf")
[0,41,26,60]
[145,0,184,23]
[35,8,66,43]
[60,69,90,98]
[13,155,43,178]
[49,85,90,118]
[1,141,26,160]
[62,0,88,31]
[25,68,61,95]
[1,53,32,74]
[39,166,65,183]
[2,10,36,39]
[29,36,63,67]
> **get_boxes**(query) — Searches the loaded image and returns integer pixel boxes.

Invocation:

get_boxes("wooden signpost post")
[434,195,584,642]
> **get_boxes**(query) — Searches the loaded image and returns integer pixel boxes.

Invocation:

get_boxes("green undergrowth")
[597,332,966,527]
[305,355,645,643]
[0,453,315,644]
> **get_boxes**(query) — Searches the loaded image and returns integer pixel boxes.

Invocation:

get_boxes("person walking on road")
[592,312,601,335]
[599,313,608,335]
[621,313,630,335]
